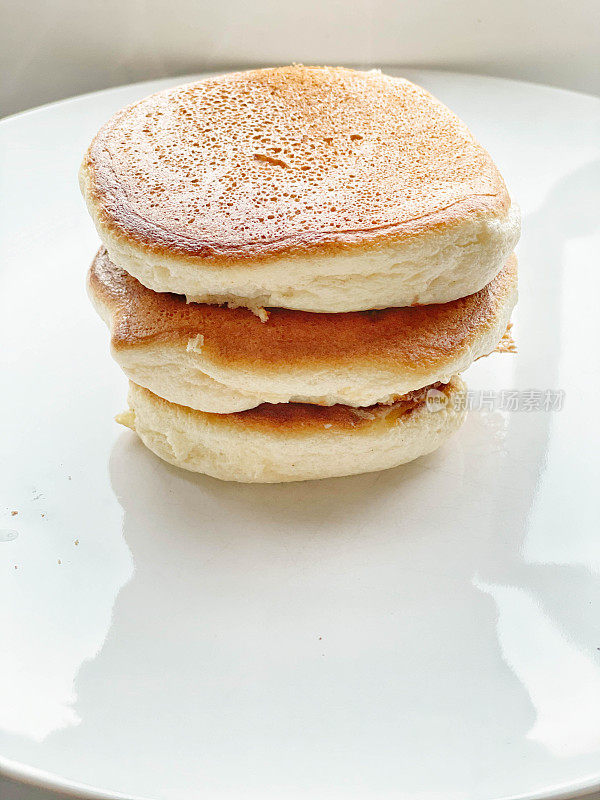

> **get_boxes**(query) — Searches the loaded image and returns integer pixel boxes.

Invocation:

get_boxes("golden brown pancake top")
[136,381,455,434]
[90,249,517,373]
[83,66,509,263]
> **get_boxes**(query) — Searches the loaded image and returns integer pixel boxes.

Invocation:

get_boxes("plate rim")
[0,65,597,131]
[2,754,600,800]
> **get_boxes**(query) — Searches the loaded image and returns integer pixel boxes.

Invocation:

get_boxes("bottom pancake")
[119,377,467,483]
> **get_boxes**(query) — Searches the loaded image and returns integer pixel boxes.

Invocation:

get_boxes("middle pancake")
[89,248,517,413]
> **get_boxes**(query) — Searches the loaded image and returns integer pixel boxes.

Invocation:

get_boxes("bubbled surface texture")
[83,65,510,261]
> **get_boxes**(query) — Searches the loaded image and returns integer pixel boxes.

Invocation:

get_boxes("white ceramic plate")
[1,70,599,800]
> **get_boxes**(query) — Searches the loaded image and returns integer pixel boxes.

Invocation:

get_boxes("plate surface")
[1,70,599,800]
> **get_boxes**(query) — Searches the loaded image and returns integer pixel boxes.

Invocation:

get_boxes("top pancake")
[81,65,510,263]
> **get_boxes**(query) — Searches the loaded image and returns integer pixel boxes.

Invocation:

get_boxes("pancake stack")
[81,66,520,483]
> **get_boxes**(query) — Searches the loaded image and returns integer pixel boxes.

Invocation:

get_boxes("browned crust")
[494,321,517,353]
[82,66,509,265]
[90,249,517,372]
[137,381,456,433]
